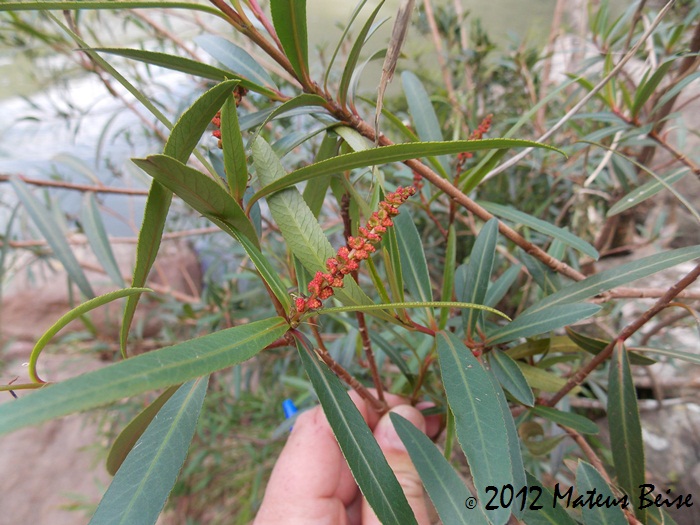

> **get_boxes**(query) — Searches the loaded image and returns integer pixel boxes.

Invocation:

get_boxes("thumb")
[362,404,431,525]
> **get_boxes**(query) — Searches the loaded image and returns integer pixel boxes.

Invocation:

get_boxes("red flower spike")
[293,186,415,319]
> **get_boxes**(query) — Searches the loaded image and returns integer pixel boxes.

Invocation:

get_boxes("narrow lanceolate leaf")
[252,137,394,322]
[437,331,513,525]
[106,385,180,476]
[92,47,278,97]
[303,132,338,217]
[195,34,278,89]
[249,139,565,205]
[165,79,240,164]
[607,169,688,217]
[249,94,328,146]
[297,341,417,525]
[575,461,628,525]
[463,218,499,337]
[631,59,674,118]
[566,327,656,366]
[525,245,700,316]
[90,378,208,525]
[82,193,125,287]
[0,317,288,436]
[338,0,387,107]
[11,177,94,299]
[132,155,259,247]
[529,406,599,435]
[226,226,292,313]
[523,472,578,525]
[609,342,646,521]
[484,264,521,307]
[28,288,150,384]
[402,71,448,174]
[484,369,526,519]
[633,346,700,365]
[488,350,534,406]
[487,303,601,345]
[122,79,240,354]
[479,201,599,260]
[270,0,309,80]
[394,210,433,321]
[120,182,171,356]
[221,94,248,200]
[315,301,508,319]
[391,413,489,525]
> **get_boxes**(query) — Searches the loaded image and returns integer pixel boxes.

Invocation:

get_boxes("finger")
[254,406,357,525]
[362,404,432,525]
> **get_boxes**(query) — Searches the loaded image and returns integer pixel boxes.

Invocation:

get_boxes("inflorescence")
[293,186,416,317]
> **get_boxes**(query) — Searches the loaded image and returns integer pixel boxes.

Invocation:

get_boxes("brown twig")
[0,173,150,195]
[545,261,700,407]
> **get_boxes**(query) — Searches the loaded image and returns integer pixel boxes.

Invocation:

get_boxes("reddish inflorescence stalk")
[456,113,493,173]
[292,186,416,319]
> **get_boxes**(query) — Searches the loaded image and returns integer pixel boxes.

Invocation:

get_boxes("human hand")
[254,391,440,525]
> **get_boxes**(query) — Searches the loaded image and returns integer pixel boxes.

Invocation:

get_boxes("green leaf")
[122,79,240,354]
[517,362,581,394]
[228,225,292,313]
[106,385,180,476]
[633,346,700,366]
[249,94,328,147]
[525,245,700,316]
[439,224,456,329]
[302,132,338,217]
[249,139,565,205]
[221,93,248,200]
[402,71,449,175]
[609,342,645,521]
[565,328,656,366]
[90,47,279,97]
[632,59,674,117]
[607,169,688,217]
[10,177,95,299]
[484,264,521,307]
[89,378,208,525]
[28,287,150,383]
[296,340,417,525]
[479,201,599,260]
[338,1,386,107]
[81,193,125,287]
[323,0,370,90]
[488,350,535,406]
[195,34,278,89]
[484,369,527,519]
[120,181,171,356]
[521,251,562,294]
[529,406,599,434]
[575,461,628,525]
[252,137,394,322]
[523,472,578,525]
[463,218,498,336]
[487,303,601,345]
[132,155,259,247]
[0,2,224,17]
[394,210,433,320]
[391,413,489,525]
[315,301,508,319]
[0,317,288,436]
[437,331,513,525]
[270,0,309,80]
